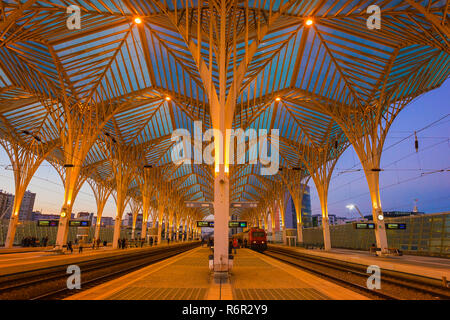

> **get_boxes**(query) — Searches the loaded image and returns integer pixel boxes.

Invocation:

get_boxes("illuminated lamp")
[305,18,314,26]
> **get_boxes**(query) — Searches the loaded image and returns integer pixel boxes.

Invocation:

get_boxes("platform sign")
[354,223,375,229]
[228,221,247,228]
[37,219,59,227]
[230,202,258,208]
[188,202,258,208]
[69,220,91,227]
[197,221,214,227]
[386,223,406,230]
[186,202,213,208]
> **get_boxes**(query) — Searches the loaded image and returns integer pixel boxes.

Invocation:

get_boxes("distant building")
[76,211,94,224]
[18,191,36,221]
[335,216,349,225]
[94,216,114,227]
[31,211,61,220]
[124,212,143,229]
[312,214,349,227]
[283,185,312,228]
[0,190,35,220]
[0,190,14,220]
[363,211,424,220]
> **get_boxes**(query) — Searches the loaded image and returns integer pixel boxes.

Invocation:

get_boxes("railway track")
[0,241,200,300]
[264,246,450,300]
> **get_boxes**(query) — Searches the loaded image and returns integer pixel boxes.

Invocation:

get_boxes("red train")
[232,227,267,252]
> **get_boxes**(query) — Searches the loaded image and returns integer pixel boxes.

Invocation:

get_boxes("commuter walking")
[150,237,153,246]
[79,243,83,254]
[103,240,107,247]
[67,241,73,254]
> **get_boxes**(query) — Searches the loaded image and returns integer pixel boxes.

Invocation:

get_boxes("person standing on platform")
[150,237,153,246]
[232,238,238,254]
[78,242,83,254]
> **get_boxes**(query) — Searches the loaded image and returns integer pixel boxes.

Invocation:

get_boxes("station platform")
[0,242,192,276]
[0,246,55,254]
[268,244,450,281]
[66,247,368,300]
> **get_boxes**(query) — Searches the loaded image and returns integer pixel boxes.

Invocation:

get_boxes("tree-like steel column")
[130,198,141,240]
[110,145,136,249]
[280,168,310,244]
[156,202,166,244]
[332,96,411,253]
[301,140,346,251]
[139,176,154,241]
[87,178,112,242]
[1,138,56,248]
[276,190,287,245]
[52,160,90,250]
[151,0,298,277]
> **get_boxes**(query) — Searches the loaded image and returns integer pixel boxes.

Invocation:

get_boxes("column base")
[213,271,230,282]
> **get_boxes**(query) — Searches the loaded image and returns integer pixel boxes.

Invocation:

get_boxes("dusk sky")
[0,79,448,219]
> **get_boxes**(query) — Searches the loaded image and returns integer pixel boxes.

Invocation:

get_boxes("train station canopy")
[0,0,448,218]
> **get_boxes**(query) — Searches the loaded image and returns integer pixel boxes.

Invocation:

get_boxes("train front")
[249,228,267,252]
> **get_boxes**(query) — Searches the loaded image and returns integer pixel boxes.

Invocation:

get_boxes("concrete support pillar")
[263,214,268,233]
[292,196,304,244]
[94,215,102,241]
[112,195,128,249]
[55,166,81,249]
[5,192,25,248]
[366,170,388,252]
[112,216,122,249]
[317,187,331,251]
[157,205,164,244]
[213,168,229,273]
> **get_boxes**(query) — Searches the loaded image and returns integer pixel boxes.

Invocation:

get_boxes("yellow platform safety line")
[65,246,204,300]
[246,249,370,300]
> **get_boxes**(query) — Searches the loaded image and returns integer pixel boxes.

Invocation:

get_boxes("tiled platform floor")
[67,247,368,300]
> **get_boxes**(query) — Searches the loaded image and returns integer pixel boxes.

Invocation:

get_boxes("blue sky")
[0,79,448,218]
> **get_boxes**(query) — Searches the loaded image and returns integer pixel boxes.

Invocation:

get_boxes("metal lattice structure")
[0,0,448,253]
